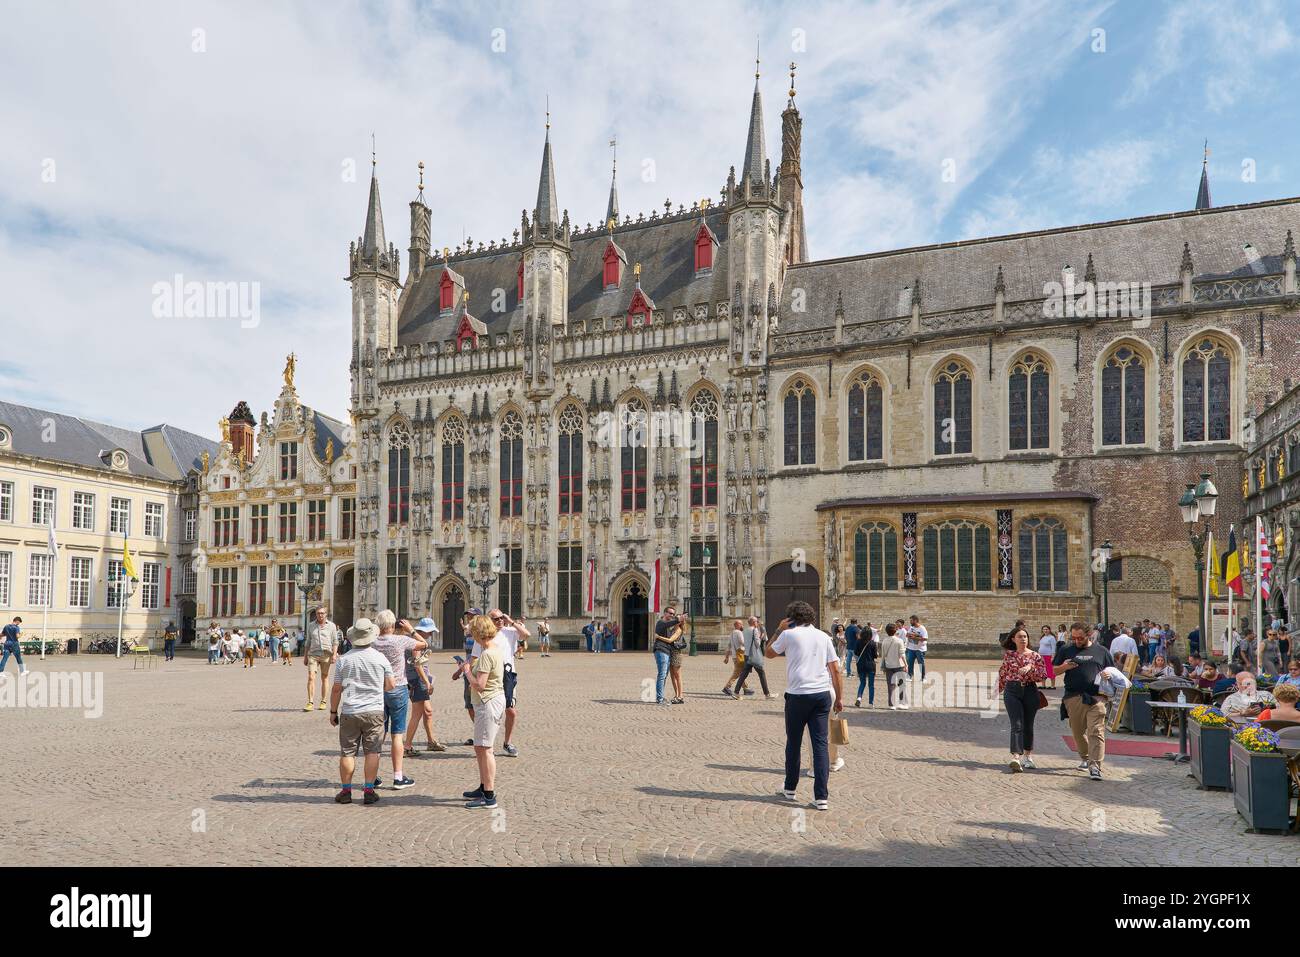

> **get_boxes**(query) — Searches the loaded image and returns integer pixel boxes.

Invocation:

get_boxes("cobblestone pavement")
[5,650,1293,866]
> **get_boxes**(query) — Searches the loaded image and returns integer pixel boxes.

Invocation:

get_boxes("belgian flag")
[1222,526,1243,597]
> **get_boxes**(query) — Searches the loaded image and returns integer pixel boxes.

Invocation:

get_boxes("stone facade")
[346,68,1300,650]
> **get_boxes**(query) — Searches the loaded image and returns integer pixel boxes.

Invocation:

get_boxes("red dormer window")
[603,243,623,290]
[455,314,479,351]
[694,224,715,274]
[626,287,653,328]
[439,270,455,312]
[517,259,524,300]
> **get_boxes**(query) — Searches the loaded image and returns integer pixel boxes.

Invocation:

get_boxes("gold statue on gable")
[324,437,335,464]
[219,416,230,443]
[284,353,297,388]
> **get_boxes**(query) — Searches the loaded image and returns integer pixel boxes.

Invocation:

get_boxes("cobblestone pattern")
[6,651,1295,866]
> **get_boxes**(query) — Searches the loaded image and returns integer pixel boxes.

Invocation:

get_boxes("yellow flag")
[122,537,138,580]
[1207,530,1220,598]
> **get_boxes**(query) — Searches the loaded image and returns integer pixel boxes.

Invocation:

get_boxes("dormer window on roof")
[626,263,655,328]
[603,239,627,290]
[439,267,465,314]
[694,221,718,275]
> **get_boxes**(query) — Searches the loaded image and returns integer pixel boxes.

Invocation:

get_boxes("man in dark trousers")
[1053,623,1115,782]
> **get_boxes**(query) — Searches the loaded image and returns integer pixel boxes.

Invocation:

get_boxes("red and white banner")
[586,556,596,613]
[1258,517,1273,600]
[649,558,661,613]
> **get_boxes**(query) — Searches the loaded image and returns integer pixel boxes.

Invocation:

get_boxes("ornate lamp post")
[1099,539,1113,629]
[669,543,711,656]
[468,553,500,611]
[295,563,324,649]
[114,572,140,658]
[1179,473,1218,655]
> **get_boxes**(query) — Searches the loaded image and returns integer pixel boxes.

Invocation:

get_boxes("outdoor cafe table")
[1146,700,1202,763]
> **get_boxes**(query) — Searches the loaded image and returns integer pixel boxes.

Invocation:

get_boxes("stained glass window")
[1017,517,1068,591]
[1182,336,1232,443]
[557,404,583,515]
[934,361,972,455]
[923,519,991,591]
[621,398,647,511]
[847,370,884,462]
[853,522,898,591]
[498,411,524,517]
[689,390,720,506]
[441,417,465,521]
[1009,353,1049,450]
[783,380,816,466]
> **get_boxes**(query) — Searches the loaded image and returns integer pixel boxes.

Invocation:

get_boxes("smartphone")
[453,655,465,664]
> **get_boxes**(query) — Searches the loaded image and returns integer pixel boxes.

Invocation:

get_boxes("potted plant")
[1188,705,1232,790]
[1230,723,1292,833]
[1125,679,1153,734]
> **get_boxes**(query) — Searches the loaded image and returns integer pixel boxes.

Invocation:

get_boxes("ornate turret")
[521,109,572,342]
[779,61,807,264]
[1195,141,1212,210]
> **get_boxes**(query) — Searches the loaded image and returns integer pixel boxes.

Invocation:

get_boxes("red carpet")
[1062,736,1175,758]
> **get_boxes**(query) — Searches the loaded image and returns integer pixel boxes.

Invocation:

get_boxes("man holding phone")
[1053,622,1115,781]
[469,609,529,757]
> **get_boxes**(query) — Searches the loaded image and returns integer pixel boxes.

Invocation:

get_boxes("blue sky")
[0,0,1296,437]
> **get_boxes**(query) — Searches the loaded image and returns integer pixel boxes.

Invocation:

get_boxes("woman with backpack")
[853,622,879,707]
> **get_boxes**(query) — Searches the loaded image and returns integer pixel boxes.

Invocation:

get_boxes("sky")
[2,0,1297,439]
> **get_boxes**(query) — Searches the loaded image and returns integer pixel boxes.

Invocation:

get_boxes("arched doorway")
[180,599,196,646]
[621,581,650,651]
[441,584,466,651]
[332,565,355,633]
[764,561,821,635]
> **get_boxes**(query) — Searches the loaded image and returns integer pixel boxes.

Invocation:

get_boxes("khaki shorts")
[308,654,332,679]
[338,711,384,755]
[472,694,506,748]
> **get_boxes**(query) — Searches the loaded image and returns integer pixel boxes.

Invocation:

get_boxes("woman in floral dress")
[997,626,1048,773]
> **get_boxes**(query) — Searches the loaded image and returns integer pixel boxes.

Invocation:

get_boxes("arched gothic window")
[853,522,898,591]
[387,422,411,525]
[933,361,973,456]
[498,411,524,517]
[689,390,719,507]
[1008,353,1049,451]
[847,370,884,462]
[441,417,465,521]
[1100,344,1146,446]
[557,404,584,515]
[1018,517,1068,592]
[621,398,647,512]
[1181,336,1232,443]
[783,380,816,466]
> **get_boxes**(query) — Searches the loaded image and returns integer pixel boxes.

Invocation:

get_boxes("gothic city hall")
[341,68,1300,652]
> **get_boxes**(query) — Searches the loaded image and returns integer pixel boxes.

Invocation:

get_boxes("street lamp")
[669,543,711,656]
[295,563,323,651]
[1179,473,1218,657]
[1099,539,1113,629]
[468,553,500,611]
[115,572,140,658]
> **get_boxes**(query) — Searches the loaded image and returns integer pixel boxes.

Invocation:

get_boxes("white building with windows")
[0,401,217,647]
[192,360,358,635]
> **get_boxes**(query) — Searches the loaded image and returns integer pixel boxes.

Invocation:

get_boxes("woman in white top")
[1037,625,1058,689]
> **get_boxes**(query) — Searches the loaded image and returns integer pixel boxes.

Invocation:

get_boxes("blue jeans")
[856,660,876,704]
[844,644,856,676]
[163,639,176,661]
[383,687,410,735]
[586,632,593,652]
[784,691,832,801]
[0,640,22,673]
[653,649,670,702]
[208,648,219,663]
[906,648,926,679]
[268,639,279,661]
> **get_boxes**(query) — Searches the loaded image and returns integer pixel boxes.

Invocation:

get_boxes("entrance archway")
[764,561,821,636]
[332,565,355,633]
[440,584,466,651]
[180,599,196,646]
[621,581,650,651]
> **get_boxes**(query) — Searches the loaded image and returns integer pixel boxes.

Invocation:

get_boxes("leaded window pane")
[1029,369,1050,449]
[1182,354,1205,442]
[1101,363,1123,445]
[1207,352,1230,441]
[848,385,865,461]
[866,382,883,460]
[1009,370,1028,450]
[784,392,799,465]
[954,374,972,453]
[1124,360,1145,444]
[923,528,939,590]
[974,527,992,591]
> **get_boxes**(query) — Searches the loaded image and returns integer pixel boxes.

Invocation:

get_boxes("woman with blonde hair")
[454,614,507,809]
[1258,682,1300,722]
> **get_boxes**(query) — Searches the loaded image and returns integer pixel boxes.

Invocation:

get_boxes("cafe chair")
[1258,719,1300,732]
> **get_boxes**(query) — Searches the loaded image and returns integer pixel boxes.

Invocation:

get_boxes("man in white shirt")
[905,615,929,680]
[1109,628,1139,667]
[766,601,843,812]
[471,609,530,757]
[329,618,395,805]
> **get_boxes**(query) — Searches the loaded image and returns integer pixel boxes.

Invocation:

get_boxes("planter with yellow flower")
[1188,706,1232,791]
[1230,724,1291,833]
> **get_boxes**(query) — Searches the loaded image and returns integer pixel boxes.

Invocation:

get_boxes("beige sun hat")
[347,618,379,647]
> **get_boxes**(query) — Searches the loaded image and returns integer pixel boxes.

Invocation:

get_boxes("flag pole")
[1255,515,1263,672]
[116,566,127,658]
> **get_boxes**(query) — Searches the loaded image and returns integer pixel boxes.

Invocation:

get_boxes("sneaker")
[304,702,315,712]
[363,790,380,805]
[372,777,382,790]
[1075,761,1089,771]
[334,789,353,804]
[830,757,845,772]
[463,738,474,746]
[721,687,736,698]
[812,799,829,812]
[428,741,448,753]
[465,795,498,809]
[1022,756,1037,770]
[778,788,798,802]
[743,688,755,696]
[656,698,671,707]
[463,785,484,799]
[1088,763,1102,781]
[18,669,29,676]
[671,697,684,705]
[1009,757,1022,773]
[392,775,415,790]
[766,694,777,700]
[854,697,862,708]
[888,704,898,711]
[503,743,519,757]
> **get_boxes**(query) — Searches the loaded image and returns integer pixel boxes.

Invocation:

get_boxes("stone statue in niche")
[667,487,678,517]
[655,486,666,517]
[757,480,767,513]
[727,562,738,597]
[726,402,737,433]
[743,563,753,597]
[740,483,752,513]
[740,400,752,432]
[726,481,737,513]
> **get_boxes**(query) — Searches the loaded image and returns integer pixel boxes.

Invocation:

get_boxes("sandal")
[403,748,418,758]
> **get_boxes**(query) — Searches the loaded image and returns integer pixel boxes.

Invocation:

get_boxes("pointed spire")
[1195,141,1212,210]
[994,265,1006,295]
[1084,254,1097,284]
[605,137,620,228]
[361,159,387,258]
[588,379,598,409]
[1181,241,1194,275]
[741,53,767,188]
[535,104,559,226]
[1285,229,1295,262]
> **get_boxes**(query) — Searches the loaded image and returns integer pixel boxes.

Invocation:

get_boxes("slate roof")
[396,208,731,346]
[0,400,219,481]
[309,409,347,464]
[779,196,1300,333]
